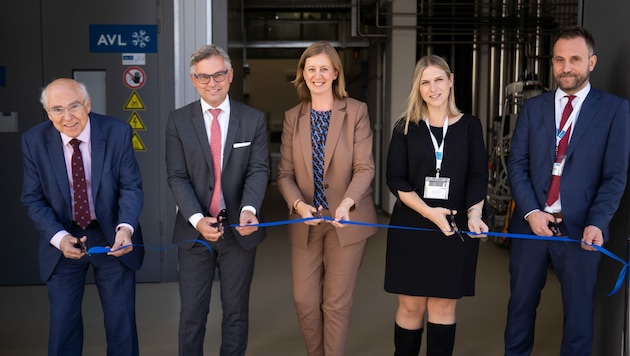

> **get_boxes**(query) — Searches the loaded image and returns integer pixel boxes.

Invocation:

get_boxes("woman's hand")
[423,207,457,236]
[467,216,488,238]
[328,197,355,228]
[295,200,324,225]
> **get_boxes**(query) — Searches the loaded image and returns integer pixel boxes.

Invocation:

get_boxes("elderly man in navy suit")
[21,78,144,356]
[166,44,269,356]
[505,27,630,355]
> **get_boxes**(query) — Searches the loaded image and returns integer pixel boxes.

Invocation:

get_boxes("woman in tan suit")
[277,41,378,356]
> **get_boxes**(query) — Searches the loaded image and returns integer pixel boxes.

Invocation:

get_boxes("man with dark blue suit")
[166,44,268,356]
[21,78,144,356]
[505,27,630,355]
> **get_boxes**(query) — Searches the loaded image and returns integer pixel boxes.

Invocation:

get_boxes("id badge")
[424,176,450,200]
[551,159,565,176]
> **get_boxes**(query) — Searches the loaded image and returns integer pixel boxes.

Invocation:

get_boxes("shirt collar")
[200,95,230,114]
[555,82,591,103]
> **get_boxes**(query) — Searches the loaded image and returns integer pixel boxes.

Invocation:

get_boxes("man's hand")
[581,225,603,251]
[526,211,559,236]
[235,210,259,236]
[108,226,134,257]
[196,217,223,241]
[60,234,87,259]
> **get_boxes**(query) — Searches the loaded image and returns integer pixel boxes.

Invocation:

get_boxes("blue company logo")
[89,24,157,53]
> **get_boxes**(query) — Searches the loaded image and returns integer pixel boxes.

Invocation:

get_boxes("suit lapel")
[543,94,558,163]
[47,127,72,210]
[90,115,105,200]
[223,102,240,170]
[566,89,600,158]
[298,103,314,181]
[191,102,214,175]
[324,99,345,173]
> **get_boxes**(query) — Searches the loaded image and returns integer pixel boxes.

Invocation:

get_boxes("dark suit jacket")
[277,97,378,248]
[166,99,268,249]
[508,87,630,241]
[21,113,145,281]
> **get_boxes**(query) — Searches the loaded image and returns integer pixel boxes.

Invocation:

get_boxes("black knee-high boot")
[426,322,456,356]
[394,323,423,356]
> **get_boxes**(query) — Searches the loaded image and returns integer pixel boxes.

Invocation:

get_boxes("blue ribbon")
[88,216,628,296]
[87,239,213,255]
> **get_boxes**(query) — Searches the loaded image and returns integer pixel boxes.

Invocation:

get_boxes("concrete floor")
[0,185,564,355]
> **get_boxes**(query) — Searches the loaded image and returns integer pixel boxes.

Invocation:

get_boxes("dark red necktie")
[208,109,222,217]
[70,139,91,229]
[546,95,575,207]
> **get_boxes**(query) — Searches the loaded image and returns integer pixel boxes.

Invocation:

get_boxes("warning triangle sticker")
[131,132,147,151]
[124,91,146,110]
[128,112,147,130]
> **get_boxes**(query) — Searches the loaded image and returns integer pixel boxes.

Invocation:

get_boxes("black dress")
[384,114,488,298]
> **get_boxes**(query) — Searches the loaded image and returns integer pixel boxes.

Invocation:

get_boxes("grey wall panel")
[583,0,630,354]
[0,0,45,285]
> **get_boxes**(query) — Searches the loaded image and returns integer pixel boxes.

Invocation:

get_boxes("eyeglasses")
[48,100,86,117]
[194,70,229,84]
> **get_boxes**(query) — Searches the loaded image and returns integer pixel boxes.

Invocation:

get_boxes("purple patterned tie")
[70,139,90,229]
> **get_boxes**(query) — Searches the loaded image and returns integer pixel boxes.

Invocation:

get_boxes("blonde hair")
[292,41,347,102]
[402,55,460,134]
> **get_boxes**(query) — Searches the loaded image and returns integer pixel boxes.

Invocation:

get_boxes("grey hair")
[189,44,232,74]
[40,78,90,108]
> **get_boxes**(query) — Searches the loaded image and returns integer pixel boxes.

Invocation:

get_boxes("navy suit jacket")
[166,99,269,249]
[21,113,144,281]
[508,87,630,241]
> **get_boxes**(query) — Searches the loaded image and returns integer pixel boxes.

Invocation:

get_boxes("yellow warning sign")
[132,132,147,152]
[128,112,147,130]
[124,91,146,110]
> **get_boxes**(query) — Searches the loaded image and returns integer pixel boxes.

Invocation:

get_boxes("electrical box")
[0,112,18,132]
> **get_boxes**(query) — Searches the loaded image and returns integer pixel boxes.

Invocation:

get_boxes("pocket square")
[233,141,251,148]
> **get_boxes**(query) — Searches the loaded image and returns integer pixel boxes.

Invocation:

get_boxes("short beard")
[555,73,589,92]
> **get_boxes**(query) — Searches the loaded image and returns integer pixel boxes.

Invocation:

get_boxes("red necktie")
[70,139,91,229]
[546,95,575,207]
[208,109,222,217]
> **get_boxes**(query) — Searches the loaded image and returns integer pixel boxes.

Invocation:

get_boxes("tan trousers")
[291,221,368,356]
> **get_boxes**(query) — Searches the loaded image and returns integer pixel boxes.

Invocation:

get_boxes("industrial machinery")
[488,73,545,246]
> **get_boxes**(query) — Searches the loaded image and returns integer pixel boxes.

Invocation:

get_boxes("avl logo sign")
[89,24,158,53]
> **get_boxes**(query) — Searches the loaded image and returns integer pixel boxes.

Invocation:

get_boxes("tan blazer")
[277,97,378,248]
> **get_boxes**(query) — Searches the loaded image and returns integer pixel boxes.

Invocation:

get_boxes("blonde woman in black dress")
[385,55,489,355]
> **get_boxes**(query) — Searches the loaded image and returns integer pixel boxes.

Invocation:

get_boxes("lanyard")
[425,116,449,177]
[555,102,578,147]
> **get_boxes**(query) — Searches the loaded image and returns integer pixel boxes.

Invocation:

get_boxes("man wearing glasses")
[21,78,144,355]
[165,44,269,356]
